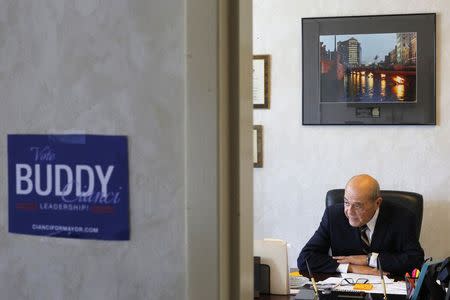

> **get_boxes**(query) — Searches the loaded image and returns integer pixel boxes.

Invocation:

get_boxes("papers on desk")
[318,273,394,285]
[316,274,406,295]
[334,281,406,295]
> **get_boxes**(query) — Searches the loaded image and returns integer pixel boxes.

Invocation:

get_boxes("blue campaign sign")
[8,134,129,240]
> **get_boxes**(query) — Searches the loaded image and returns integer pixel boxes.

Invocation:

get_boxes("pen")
[378,257,387,300]
[407,276,415,288]
[305,259,319,297]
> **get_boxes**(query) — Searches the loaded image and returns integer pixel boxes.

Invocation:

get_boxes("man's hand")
[347,264,380,275]
[347,264,389,276]
[333,255,368,266]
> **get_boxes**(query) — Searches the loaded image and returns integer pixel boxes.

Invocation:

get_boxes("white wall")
[254,0,450,268]
[0,1,222,299]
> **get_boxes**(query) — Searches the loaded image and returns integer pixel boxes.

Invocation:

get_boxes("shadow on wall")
[420,200,450,259]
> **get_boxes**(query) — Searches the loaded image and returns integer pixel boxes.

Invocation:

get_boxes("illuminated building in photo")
[337,37,361,67]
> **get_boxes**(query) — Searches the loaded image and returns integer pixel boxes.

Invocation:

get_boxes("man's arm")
[333,255,382,275]
[348,264,386,275]
[378,215,424,275]
[297,208,339,273]
[336,214,424,275]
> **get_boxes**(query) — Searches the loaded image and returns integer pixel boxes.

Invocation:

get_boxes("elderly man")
[297,174,424,275]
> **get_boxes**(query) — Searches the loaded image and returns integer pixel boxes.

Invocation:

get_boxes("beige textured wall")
[254,1,450,267]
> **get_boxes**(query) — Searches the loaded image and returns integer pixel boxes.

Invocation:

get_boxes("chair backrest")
[325,189,423,239]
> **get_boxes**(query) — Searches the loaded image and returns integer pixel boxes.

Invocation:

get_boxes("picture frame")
[253,55,271,109]
[302,13,436,125]
[253,125,263,168]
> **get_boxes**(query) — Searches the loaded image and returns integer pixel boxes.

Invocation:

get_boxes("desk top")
[257,273,406,300]
[259,294,292,300]
[259,291,405,300]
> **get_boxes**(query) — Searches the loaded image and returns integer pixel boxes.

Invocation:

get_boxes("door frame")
[186,0,253,299]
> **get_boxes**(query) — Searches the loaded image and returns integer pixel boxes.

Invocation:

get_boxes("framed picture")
[302,13,436,125]
[253,125,263,168]
[253,55,271,109]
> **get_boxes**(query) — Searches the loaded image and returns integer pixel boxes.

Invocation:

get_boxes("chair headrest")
[325,189,423,238]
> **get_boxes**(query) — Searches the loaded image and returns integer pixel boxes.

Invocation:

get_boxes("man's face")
[344,186,381,227]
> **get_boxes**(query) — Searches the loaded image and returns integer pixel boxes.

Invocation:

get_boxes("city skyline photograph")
[319,31,417,103]
[320,33,400,65]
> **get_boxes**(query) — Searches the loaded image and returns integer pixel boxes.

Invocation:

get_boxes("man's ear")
[375,196,383,207]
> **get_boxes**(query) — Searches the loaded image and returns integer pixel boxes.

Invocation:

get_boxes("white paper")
[253,59,265,105]
[317,277,343,285]
[318,274,393,285]
[253,128,258,163]
[334,281,406,295]
[317,274,405,295]
[340,272,394,284]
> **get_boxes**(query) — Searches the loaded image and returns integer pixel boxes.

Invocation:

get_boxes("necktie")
[359,225,370,254]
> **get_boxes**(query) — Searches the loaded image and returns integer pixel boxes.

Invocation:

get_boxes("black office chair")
[325,189,423,239]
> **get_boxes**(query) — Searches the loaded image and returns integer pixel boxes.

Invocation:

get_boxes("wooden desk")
[258,292,405,300]
[256,274,405,300]
[256,274,333,300]
[258,294,293,300]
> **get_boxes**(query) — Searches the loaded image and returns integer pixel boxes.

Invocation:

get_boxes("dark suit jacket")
[297,202,424,275]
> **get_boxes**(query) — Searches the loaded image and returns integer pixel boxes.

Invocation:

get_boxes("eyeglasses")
[339,278,369,286]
